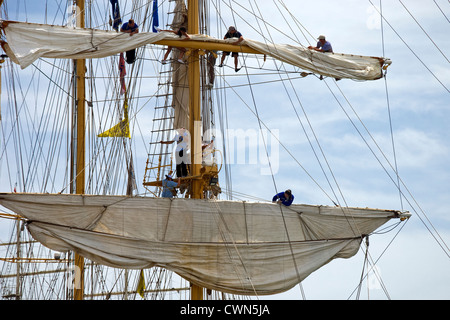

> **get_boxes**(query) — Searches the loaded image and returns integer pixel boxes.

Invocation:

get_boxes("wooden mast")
[187,0,203,300]
[74,0,85,301]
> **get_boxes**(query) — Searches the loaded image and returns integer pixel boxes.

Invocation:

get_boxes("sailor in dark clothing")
[121,18,139,35]
[121,19,139,63]
[218,26,244,72]
[272,189,294,206]
[158,27,191,64]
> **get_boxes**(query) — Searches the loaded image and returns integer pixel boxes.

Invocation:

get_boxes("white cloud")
[394,128,449,167]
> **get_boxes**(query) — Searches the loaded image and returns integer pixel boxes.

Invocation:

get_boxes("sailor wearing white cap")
[308,35,333,53]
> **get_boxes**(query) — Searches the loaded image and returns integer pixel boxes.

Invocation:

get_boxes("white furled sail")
[1,21,390,80]
[0,193,410,295]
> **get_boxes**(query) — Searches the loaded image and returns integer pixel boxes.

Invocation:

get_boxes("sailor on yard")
[218,26,244,72]
[272,189,294,206]
[157,27,191,64]
[308,35,333,53]
[120,19,139,63]
[121,18,139,35]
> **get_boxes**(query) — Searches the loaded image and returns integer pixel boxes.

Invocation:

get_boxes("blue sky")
[0,0,449,299]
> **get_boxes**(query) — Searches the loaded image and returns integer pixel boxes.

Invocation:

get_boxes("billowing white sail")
[0,193,409,295]
[1,21,390,80]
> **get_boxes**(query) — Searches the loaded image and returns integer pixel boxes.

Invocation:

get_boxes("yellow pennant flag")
[136,269,145,298]
[97,119,130,138]
[98,97,130,138]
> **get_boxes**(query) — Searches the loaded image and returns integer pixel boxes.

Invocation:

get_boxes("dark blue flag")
[152,0,159,32]
[110,0,122,31]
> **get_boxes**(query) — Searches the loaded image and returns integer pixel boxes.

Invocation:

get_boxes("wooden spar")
[154,39,261,55]
[74,0,85,301]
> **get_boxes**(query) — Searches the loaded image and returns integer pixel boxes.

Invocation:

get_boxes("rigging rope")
[398,0,449,64]
[215,75,339,205]
[368,0,449,93]
[380,0,403,211]
[324,77,449,258]
[433,0,450,23]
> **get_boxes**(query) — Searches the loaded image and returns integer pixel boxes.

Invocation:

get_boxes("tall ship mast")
[1,0,447,301]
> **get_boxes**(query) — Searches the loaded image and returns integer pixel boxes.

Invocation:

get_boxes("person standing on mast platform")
[160,128,190,178]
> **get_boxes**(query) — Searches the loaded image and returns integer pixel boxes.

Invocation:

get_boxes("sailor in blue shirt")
[308,35,333,53]
[121,19,139,35]
[218,26,244,72]
[272,189,294,206]
[121,19,139,64]
[161,174,180,198]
